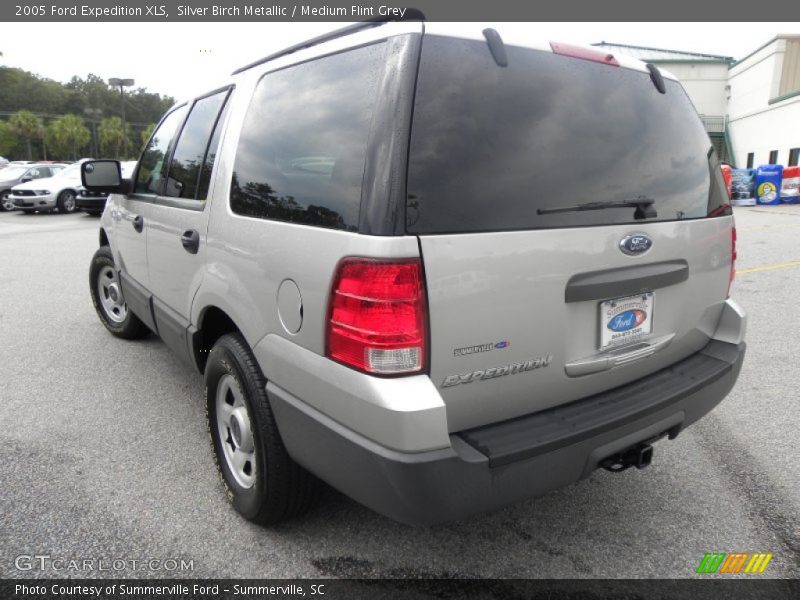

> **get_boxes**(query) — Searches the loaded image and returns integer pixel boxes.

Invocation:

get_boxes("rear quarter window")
[407,36,730,234]
[230,43,385,231]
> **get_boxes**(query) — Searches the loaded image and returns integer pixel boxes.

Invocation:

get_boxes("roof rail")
[231,10,426,75]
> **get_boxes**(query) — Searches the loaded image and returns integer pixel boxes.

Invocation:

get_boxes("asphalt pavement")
[0,206,798,579]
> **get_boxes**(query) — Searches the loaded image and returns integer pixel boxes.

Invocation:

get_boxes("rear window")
[406,36,730,234]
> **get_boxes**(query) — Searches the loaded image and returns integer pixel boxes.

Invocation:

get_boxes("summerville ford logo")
[619,233,653,256]
[607,309,648,332]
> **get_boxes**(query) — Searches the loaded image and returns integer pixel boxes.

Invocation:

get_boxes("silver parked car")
[82,23,746,526]
[10,160,90,213]
[0,164,64,211]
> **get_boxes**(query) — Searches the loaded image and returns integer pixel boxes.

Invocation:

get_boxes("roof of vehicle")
[162,21,679,115]
[229,20,673,81]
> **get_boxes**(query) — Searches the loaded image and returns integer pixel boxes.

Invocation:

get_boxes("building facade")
[594,37,800,169]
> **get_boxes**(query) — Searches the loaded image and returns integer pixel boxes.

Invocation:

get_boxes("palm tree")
[49,114,90,160]
[141,123,156,148]
[9,110,44,160]
[99,116,127,158]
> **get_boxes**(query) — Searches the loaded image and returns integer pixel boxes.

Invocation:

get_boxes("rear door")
[408,36,734,432]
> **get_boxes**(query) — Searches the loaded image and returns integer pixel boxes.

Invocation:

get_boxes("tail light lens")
[728,226,737,297]
[327,258,427,375]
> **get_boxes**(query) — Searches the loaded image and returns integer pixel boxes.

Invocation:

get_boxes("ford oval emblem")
[607,309,648,332]
[619,233,653,256]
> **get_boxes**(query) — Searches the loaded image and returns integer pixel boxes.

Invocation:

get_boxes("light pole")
[109,77,134,157]
[84,107,102,157]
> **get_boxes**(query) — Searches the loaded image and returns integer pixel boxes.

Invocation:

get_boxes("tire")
[0,191,14,212]
[57,189,76,213]
[205,332,321,525]
[89,246,150,339]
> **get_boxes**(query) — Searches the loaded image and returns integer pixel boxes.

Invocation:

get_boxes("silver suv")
[82,23,746,525]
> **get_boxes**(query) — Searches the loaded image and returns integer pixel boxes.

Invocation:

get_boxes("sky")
[2,22,800,100]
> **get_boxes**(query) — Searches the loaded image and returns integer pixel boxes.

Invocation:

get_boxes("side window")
[197,97,231,201]
[26,168,40,179]
[230,43,384,231]
[134,107,188,195]
[165,90,230,200]
[40,167,52,177]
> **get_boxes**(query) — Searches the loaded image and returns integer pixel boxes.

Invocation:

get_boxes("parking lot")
[0,206,798,579]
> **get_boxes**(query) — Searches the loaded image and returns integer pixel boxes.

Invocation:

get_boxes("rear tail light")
[728,226,737,297]
[327,258,427,375]
[550,42,619,67]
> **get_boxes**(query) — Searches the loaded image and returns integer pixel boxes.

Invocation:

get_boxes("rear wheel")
[0,191,14,212]
[89,246,150,339]
[57,190,76,213]
[205,333,321,525]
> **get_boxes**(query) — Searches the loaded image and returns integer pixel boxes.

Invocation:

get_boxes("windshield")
[1,166,28,179]
[56,164,80,178]
[406,36,730,234]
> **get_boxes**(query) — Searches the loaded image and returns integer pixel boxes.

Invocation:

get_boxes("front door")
[145,89,232,362]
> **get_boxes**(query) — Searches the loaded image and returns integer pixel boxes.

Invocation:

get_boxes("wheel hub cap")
[97,266,127,323]
[216,374,256,489]
[229,407,254,453]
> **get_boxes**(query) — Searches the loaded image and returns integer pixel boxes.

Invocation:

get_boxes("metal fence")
[699,115,726,133]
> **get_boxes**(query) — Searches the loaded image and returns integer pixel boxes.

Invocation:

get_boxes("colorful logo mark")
[607,309,647,332]
[757,182,778,202]
[696,552,773,574]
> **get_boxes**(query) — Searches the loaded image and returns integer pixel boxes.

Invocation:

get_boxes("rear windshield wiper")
[537,196,657,220]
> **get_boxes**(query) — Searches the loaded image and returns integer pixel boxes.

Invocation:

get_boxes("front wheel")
[205,333,321,525]
[57,190,76,213]
[0,191,14,212]
[89,246,150,339]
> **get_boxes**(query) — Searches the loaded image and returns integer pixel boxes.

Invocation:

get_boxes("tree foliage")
[99,116,127,158]
[141,123,156,147]
[0,120,18,156]
[9,110,44,160]
[0,67,174,160]
[47,115,91,160]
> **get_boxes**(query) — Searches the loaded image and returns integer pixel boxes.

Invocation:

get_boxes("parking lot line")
[747,208,800,217]
[737,223,800,232]
[737,259,800,275]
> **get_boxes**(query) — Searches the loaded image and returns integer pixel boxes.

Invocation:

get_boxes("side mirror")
[21,177,32,183]
[81,160,131,194]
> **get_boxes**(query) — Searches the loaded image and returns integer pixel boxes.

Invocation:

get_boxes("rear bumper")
[269,338,745,525]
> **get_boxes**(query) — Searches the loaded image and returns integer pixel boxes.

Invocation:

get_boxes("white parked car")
[10,159,92,214]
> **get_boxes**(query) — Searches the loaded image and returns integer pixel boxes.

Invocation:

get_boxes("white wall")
[728,38,800,167]
[728,98,800,167]
[660,62,730,117]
